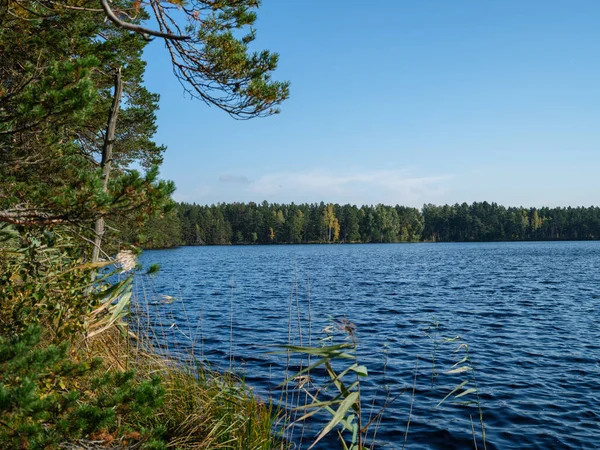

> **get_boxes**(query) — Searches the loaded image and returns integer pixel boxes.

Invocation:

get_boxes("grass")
[80,313,287,450]
[0,223,287,450]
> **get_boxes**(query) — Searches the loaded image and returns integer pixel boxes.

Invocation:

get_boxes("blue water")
[137,242,600,449]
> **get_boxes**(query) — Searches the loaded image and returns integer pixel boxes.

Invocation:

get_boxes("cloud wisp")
[219,174,253,184]
[241,168,453,206]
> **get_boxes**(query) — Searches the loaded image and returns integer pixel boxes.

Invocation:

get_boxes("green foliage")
[0,220,283,448]
[422,202,600,241]
[0,225,92,336]
[0,0,174,230]
[0,224,133,339]
[0,326,167,450]
[166,0,290,118]
[277,320,387,450]
[114,209,182,249]
[172,201,424,246]
[151,201,600,247]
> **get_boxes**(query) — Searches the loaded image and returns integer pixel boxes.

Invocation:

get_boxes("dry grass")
[82,321,286,450]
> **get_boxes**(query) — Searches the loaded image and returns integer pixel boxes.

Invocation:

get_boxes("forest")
[131,201,600,248]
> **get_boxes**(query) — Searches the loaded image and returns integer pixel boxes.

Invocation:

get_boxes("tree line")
[130,201,600,248]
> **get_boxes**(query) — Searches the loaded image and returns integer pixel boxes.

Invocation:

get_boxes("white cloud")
[241,168,453,206]
[174,185,213,203]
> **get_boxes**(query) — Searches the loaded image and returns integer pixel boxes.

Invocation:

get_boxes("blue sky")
[142,0,600,208]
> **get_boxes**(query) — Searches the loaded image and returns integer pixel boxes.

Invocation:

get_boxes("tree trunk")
[92,67,123,263]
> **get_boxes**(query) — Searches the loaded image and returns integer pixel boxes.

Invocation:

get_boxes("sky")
[142,0,600,208]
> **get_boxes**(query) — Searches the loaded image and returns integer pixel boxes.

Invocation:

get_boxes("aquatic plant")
[275,319,403,450]
[433,333,487,450]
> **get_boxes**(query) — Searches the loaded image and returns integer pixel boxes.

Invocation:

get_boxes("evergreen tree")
[1,0,289,256]
[168,201,600,247]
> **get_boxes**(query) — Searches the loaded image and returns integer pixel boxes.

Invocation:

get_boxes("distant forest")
[122,202,600,248]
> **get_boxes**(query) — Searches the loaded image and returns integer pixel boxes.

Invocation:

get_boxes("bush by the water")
[0,223,283,450]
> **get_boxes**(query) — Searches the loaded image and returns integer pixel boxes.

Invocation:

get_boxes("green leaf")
[350,365,368,377]
[436,380,469,408]
[451,357,469,367]
[331,363,360,383]
[455,388,477,398]
[276,343,354,358]
[446,366,472,374]
[293,396,344,412]
[309,391,359,450]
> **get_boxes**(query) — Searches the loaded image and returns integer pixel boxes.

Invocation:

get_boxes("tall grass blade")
[436,380,469,408]
[308,391,359,450]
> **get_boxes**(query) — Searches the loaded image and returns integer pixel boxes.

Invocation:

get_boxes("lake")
[137,242,600,449]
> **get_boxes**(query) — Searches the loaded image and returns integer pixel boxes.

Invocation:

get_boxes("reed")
[103,274,288,450]
[272,317,406,450]
[429,328,487,450]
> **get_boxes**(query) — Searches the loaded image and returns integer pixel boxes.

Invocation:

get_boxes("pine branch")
[99,0,190,41]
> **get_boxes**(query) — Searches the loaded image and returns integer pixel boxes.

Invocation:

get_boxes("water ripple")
[137,242,600,449]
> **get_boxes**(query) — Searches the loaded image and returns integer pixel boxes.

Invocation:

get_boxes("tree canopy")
[132,201,600,248]
[0,0,289,247]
